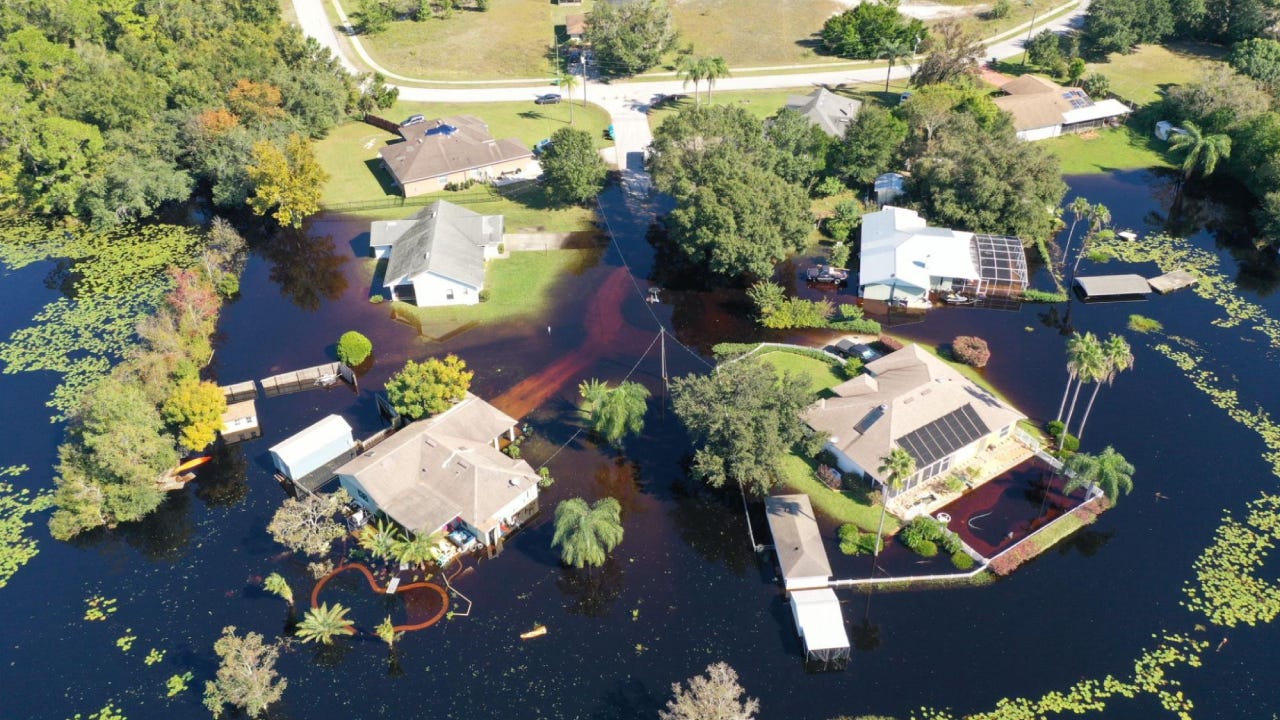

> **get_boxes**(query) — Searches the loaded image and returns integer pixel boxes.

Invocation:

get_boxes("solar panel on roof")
[896,404,989,467]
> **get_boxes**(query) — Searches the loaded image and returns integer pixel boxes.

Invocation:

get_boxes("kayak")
[519,625,547,640]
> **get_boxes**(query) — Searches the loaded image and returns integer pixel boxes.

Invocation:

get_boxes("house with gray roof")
[371,200,504,307]
[804,344,1025,510]
[335,393,538,546]
[783,88,862,137]
[378,115,534,197]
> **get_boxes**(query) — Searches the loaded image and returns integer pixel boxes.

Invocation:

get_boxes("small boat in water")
[520,625,548,640]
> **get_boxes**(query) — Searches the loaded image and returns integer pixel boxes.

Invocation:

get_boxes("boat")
[944,293,973,305]
[174,456,211,473]
[520,625,548,640]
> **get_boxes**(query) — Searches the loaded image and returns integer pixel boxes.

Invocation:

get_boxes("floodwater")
[2,169,1280,719]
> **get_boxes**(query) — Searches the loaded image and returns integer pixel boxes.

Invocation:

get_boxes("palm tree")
[580,379,651,448]
[263,572,293,608]
[675,55,706,106]
[393,530,442,569]
[1168,121,1233,182]
[560,73,579,124]
[1062,332,1106,434]
[878,39,912,93]
[295,602,356,644]
[1060,197,1091,270]
[870,448,915,573]
[1074,333,1133,440]
[702,56,729,103]
[1062,446,1135,504]
[1055,332,1090,424]
[552,496,624,569]
[1070,203,1112,281]
[357,519,401,562]
[375,616,400,648]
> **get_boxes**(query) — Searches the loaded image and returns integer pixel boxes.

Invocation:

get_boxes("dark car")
[805,265,849,284]
[533,138,553,156]
[401,114,426,127]
[834,339,878,362]
[534,93,562,105]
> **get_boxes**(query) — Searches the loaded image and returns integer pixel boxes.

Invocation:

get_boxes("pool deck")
[940,457,1089,558]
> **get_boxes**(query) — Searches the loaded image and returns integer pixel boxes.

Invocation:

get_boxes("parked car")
[834,339,878,361]
[401,114,426,127]
[534,93,562,105]
[805,265,849,285]
[533,138,553,156]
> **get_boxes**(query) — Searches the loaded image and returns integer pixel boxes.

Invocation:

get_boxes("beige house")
[379,115,534,197]
[783,87,862,138]
[804,345,1025,503]
[993,75,1131,142]
[335,394,539,546]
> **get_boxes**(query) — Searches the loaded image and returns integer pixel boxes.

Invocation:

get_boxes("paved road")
[291,0,1089,183]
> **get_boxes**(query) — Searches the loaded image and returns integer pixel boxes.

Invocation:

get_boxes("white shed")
[269,415,355,481]
[789,588,851,670]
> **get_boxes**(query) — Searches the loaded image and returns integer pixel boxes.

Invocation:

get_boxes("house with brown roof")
[335,393,538,546]
[369,200,503,307]
[992,74,1131,141]
[803,345,1025,510]
[378,115,534,197]
[564,13,587,42]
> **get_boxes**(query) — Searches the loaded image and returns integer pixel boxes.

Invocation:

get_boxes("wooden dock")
[1148,270,1197,294]
[260,362,354,398]
[220,381,257,404]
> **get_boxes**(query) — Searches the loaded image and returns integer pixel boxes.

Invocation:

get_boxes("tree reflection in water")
[193,443,250,508]
[557,557,624,617]
[668,483,755,576]
[264,227,349,311]
[71,490,196,564]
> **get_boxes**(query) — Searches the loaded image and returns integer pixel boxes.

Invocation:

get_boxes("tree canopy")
[821,0,926,60]
[660,661,759,720]
[161,377,227,451]
[552,496,625,569]
[585,0,676,76]
[670,360,817,496]
[203,626,287,719]
[385,355,474,420]
[833,104,907,185]
[541,126,609,205]
[579,379,651,448]
[246,133,328,228]
[266,489,349,558]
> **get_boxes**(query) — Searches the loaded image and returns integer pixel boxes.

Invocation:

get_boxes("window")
[446,289,454,300]
[1000,424,1011,438]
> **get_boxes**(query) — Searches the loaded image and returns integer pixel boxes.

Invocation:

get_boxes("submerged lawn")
[383,249,601,339]
[1043,126,1175,175]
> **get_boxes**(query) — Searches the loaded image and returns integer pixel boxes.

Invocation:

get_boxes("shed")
[1073,274,1151,301]
[765,494,833,592]
[219,399,261,444]
[269,415,355,481]
[789,588,851,670]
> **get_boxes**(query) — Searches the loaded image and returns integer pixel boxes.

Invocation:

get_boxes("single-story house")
[335,393,537,547]
[378,115,534,198]
[564,13,587,42]
[858,206,1029,307]
[803,344,1025,505]
[269,415,356,482]
[992,74,1132,142]
[219,399,261,444]
[370,200,504,307]
[783,87,862,138]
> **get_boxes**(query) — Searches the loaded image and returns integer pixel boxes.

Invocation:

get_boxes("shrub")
[817,464,842,490]
[951,551,975,570]
[915,539,938,557]
[824,200,863,242]
[843,357,864,379]
[336,331,373,365]
[938,529,963,555]
[814,176,845,197]
[987,0,1010,18]
[944,474,965,493]
[838,524,862,555]
[478,289,491,302]
[1081,73,1110,98]
[1047,421,1080,453]
[369,294,385,304]
[1022,288,1068,303]
[711,342,760,360]
[951,336,990,367]
[1127,314,1163,334]
[830,241,850,269]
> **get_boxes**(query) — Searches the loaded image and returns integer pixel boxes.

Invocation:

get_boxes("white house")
[335,394,538,546]
[803,345,1025,506]
[993,74,1132,142]
[370,200,504,307]
[858,206,1029,307]
[268,415,356,481]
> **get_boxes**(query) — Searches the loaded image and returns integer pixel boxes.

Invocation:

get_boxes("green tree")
[246,133,328,228]
[821,0,926,60]
[1168,121,1233,181]
[540,127,608,205]
[579,379,651,448]
[265,489,349,558]
[375,616,401,648]
[676,54,707,105]
[834,104,907,185]
[879,38,913,93]
[357,518,402,561]
[1062,447,1135,503]
[203,627,287,719]
[911,19,983,87]
[262,572,294,607]
[670,359,814,496]
[18,116,105,218]
[1067,57,1087,85]
[702,56,730,103]
[391,530,441,569]
[385,355,473,420]
[1059,332,1107,434]
[355,0,393,33]
[1026,29,1064,70]
[551,496,625,569]
[336,330,373,365]
[1163,66,1271,134]
[161,377,227,450]
[1074,333,1133,440]
[824,200,863,243]
[764,108,829,187]
[649,104,775,189]
[586,0,676,76]
[1081,72,1111,98]
[1202,0,1278,42]
[659,661,759,720]
[296,602,357,644]
[871,447,915,571]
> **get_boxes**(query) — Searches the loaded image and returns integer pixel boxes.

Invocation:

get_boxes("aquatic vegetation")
[0,465,52,588]
[166,672,193,697]
[1127,314,1164,333]
[1182,494,1280,628]
[116,631,136,652]
[84,596,118,622]
[68,704,127,720]
[144,649,164,666]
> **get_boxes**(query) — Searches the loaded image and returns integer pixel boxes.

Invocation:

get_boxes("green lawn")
[756,349,845,396]
[780,452,899,534]
[1084,42,1227,105]
[348,183,599,233]
[668,0,843,68]
[951,0,1081,43]
[314,98,610,229]
[1043,125,1175,175]
[382,248,601,338]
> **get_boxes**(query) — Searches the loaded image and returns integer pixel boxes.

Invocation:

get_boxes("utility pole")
[581,52,587,106]
[1021,0,1038,69]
